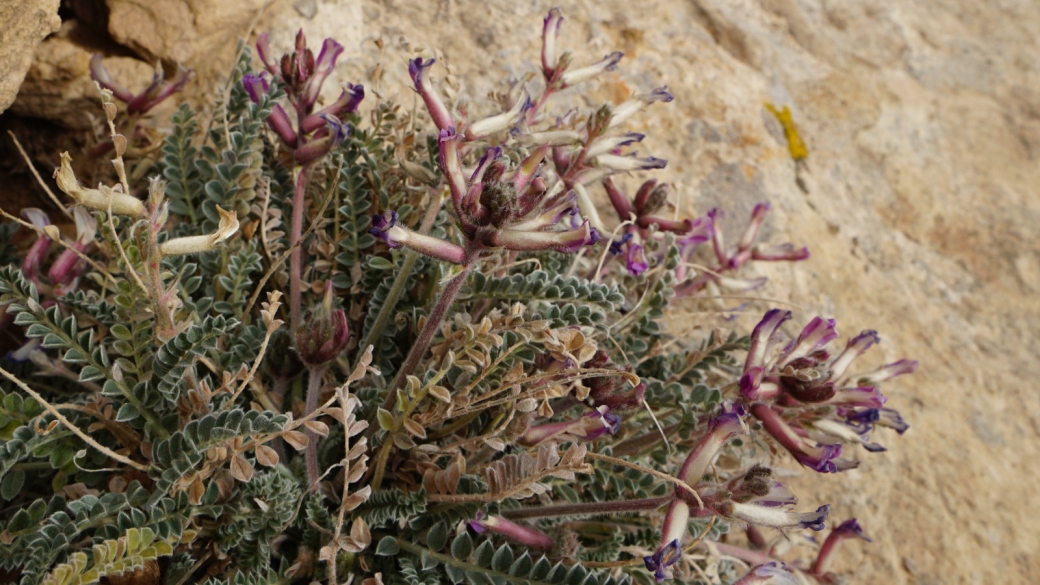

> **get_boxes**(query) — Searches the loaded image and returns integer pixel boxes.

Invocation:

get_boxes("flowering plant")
[0,9,913,585]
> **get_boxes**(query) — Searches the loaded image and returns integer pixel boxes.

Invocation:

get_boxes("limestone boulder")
[0,0,61,114]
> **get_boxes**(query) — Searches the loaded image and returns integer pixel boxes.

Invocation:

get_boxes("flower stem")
[354,198,443,369]
[289,164,312,332]
[381,261,474,412]
[501,496,672,520]
[305,363,328,489]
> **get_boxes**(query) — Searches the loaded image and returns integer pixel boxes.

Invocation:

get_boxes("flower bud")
[295,284,350,366]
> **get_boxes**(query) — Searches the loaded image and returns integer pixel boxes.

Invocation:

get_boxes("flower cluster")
[741,310,915,472]
[90,55,193,115]
[247,30,362,164]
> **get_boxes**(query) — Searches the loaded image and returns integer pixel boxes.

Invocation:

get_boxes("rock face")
[104,0,267,65]
[6,0,1040,581]
[8,22,154,129]
[0,0,62,114]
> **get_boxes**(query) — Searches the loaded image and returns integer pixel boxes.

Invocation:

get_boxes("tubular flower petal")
[243,72,270,104]
[519,406,621,445]
[468,513,553,551]
[436,127,468,217]
[466,88,531,138]
[626,244,649,276]
[300,38,345,110]
[752,243,810,262]
[128,63,193,114]
[594,153,668,172]
[645,501,687,582]
[587,132,645,159]
[409,58,454,131]
[746,309,792,373]
[732,562,802,585]
[738,202,771,250]
[678,412,746,485]
[811,519,872,575]
[811,419,886,453]
[777,317,838,368]
[491,220,598,253]
[268,104,299,148]
[829,330,880,382]
[751,404,843,473]
[48,207,97,289]
[722,501,829,531]
[256,32,279,74]
[368,211,467,265]
[88,54,133,102]
[541,8,564,77]
[854,359,919,386]
[560,51,623,87]
[609,86,673,129]
[20,208,52,283]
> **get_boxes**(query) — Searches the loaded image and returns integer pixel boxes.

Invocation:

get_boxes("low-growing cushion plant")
[0,8,915,585]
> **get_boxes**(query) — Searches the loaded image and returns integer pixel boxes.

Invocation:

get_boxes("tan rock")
[105,0,266,67]
[8,21,154,129]
[0,0,61,114]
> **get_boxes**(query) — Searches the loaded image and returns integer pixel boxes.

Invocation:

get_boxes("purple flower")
[738,203,771,250]
[409,58,454,131]
[369,210,468,264]
[732,562,802,585]
[626,244,649,275]
[678,412,746,485]
[242,72,270,104]
[468,513,553,551]
[646,500,689,582]
[752,242,810,262]
[721,502,830,531]
[594,153,668,172]
[751,404,842,473]
[777,317,838,368]
[609,233,633,256]
[560,51,623,86]
[91,54,193,115]
[299,38,344,110]
[20,208,52,284]
[295,282,350,366]
[644,538,683,583]
[541,8,565,78]
[811,518,872,575]
[48,207,97,292]
[609,86,674,129]
[519,405,621,445]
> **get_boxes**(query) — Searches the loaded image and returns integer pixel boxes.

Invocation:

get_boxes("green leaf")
[110,324,132,340]
[376,536,400,556]
[427,521,448,551]
[450,531,473,560]
[1,469,25,500]
[115,403,140,422]
[368,256,395,270]
[79,365,105,383]
[377,408,394,431]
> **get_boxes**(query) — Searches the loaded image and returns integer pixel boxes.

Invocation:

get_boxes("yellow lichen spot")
[764,103,808,161]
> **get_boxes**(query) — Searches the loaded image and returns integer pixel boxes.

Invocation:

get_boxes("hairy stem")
[305,363,328,488]
[502,496,672,520]
[289,164,312,332]
[355,198,443,369]
[382,261,475,411]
